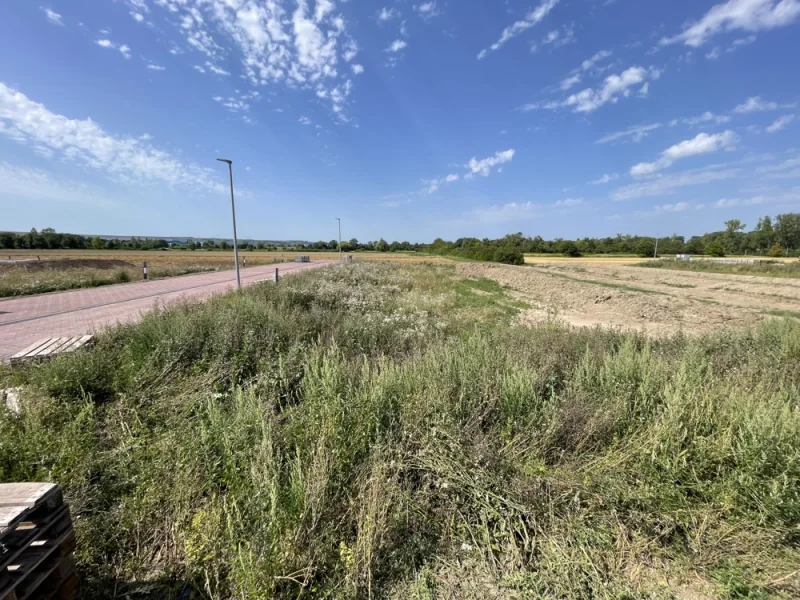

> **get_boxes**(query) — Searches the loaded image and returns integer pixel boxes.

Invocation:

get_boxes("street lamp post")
[216,158,241,290]
[336,218,342,261]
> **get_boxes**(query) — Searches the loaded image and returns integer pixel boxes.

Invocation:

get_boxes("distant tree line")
[3,213,799,260]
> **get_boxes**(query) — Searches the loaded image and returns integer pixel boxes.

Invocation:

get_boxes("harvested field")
[459,260,800,335]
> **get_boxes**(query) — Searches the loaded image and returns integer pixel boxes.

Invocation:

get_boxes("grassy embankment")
[1,262,799,599]
[639,258,800,279]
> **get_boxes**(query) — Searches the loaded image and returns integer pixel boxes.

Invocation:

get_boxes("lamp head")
[216,158,232,165]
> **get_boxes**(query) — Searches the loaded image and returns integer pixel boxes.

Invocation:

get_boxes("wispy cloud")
[613,164,741,201]
[0,82,225,193]
[596,123,662,144]
[630,131,738,177]
[478,0,560,59]
[146,63,166,71]
[735,96,779,113]
[766,115,795,133]
[415,2,441,21]
[386,39,407,52]
[660,0,800,47]
[95,39,132,59]
[669,111,731,127]
[147,0,358,119]
[589,173,619,185]
[523,66,660,113]
[41,7,63,26]
[465,149,516,179]
[377,7,400,22]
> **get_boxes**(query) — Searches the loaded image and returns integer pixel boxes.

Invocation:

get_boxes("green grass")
[2,262,799,599]
[639,259,800,279]
[765,309,800,320]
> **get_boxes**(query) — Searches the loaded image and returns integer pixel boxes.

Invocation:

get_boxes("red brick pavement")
[0,262,331,361]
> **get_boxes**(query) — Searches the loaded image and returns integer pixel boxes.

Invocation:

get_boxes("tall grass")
[1,263,798,599]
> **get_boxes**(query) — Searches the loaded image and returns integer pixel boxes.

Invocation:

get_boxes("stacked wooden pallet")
[0,484,77,600]
[9,337,93,366]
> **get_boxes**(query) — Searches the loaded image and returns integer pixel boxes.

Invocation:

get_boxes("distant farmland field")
[0,249,453,297]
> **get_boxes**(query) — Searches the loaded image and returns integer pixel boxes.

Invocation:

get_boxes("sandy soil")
[457,262,800,335]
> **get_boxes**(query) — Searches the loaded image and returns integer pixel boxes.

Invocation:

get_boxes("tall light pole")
[216,158,241,289]
[336,217,342,261]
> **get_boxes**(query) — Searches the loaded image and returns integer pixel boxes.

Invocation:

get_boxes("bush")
[636,239,655,258]
[493,247,524,265]
[705,240,725,257]
[562,243,582,257]
[768,242,786,257]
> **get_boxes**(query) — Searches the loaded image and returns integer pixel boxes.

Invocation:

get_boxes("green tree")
[636,239,655,258]
[375,238,389,252]
[91,236,104,250]
[705,241,725,257]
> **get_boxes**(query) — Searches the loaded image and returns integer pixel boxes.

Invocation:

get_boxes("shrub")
[705,240,725,257]
[768,242,786,257]
[562,243,582,257]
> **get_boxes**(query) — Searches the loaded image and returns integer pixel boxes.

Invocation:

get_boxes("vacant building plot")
[459,260,800,335]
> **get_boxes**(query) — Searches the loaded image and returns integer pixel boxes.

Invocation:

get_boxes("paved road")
[0,261,330,361]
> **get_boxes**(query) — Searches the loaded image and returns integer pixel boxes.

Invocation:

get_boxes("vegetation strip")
[2,262,798,598]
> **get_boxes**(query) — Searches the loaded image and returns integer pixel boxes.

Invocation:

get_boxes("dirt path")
[457,262,800,335]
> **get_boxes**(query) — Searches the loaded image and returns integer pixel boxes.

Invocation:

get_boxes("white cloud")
[205,61,230,76]
[478,0,560,59]
[612,165,741,200]
[656,202,692,212]
[661,0,800,47]
[630,131,738,177]
[555,198,583,206]
[351,64,364,75]
[465,149,516,178]
[565,66,656,113]
[589,173,619,184]
[148,0,358,120]
[529,66,659,113]
[41,7,63,26]
[131,12,145,23]
[95,39,132,59]
[638,82,650,97]
[581,49,613,71]
[766,114,795,133]
[559,73,582,91]
[422,173,460,194]
[0,82,225,193]
[193,65,206,73]
[734,95,779,113]
[147,63,166,71]
[386,39,407,52]
[298,115,312,125]
[378,7,400,21]
[213,90,260,115]
[596,123,662,144]
[670,111,731,126]
[415,2,441,21]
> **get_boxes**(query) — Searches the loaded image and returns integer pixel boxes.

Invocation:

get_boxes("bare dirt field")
[458,260,800,335]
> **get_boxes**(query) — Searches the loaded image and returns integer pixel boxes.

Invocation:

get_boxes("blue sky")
[1,0,799,242]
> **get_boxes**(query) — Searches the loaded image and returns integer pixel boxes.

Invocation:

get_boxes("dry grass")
[525,255,652,265]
